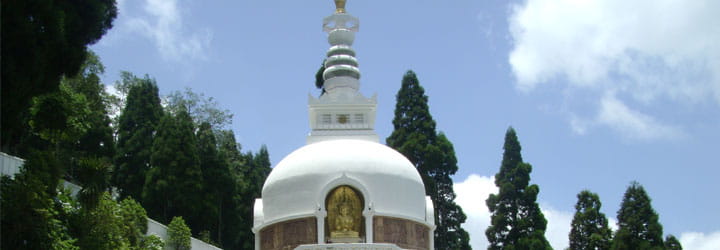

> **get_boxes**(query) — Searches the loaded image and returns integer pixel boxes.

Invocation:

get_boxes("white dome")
[260,139,427,225]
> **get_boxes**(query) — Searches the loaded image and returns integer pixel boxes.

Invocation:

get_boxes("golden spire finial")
[334,0,346,13]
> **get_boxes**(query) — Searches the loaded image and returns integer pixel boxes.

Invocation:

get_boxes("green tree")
[215,130,250,249]
[664,235,682,250]
[433,133,472,249]
[1,0,117,153]
[235,146,273,249]
[141,234,165,250]
[570,190,613,250]
[119,197,150,247]
[315,59,326,94]
[611,182,664,250]
[74,192,130,250]
[486,127,551,250]
[68,192,152,250]
[58,52,116,208]
[1,153,79,249]
[113,74,163,201]
[143,107,204,231]
[168,216,192,250]
[387,70,470,249]
[74,157,112,210]
[197,122,235,244]
[63,51,116,162]
[166,87,234,131]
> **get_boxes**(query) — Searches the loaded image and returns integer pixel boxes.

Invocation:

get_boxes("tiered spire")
[321,1,360,96]
[307,1,378,144]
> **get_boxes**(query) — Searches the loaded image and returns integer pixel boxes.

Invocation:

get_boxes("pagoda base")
[295,243,404,250]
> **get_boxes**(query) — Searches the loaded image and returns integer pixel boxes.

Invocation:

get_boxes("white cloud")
[541,205,573,250]
[680,231,720,250]
[120,0,211,61]
[507,0,720,139]
[455,174,497,249]
[571,93,685,140]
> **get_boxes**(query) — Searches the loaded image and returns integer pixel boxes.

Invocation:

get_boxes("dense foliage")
[1,0,117,153]
[112,74,163,201]
[2,45,271,249]
[611,182,665,250]
[570,190,613,250]
[168,217,192,250]
[486,127,551,250]
[143,107,204,227]
[387,70,471,249]
[0,155,77,249]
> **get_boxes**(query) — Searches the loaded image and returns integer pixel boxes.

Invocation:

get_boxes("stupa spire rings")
[321,1,361,94]
[334,0,347,13]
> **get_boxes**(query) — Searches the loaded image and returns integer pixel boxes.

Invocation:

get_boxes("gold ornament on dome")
[326,185,362,238]
[334,0,347,13]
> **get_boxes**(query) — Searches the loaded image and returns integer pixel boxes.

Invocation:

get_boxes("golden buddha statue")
[327,185,361,240]
[335,202,354,233]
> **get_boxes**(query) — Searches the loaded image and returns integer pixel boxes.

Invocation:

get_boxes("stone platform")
[295,243,404,250]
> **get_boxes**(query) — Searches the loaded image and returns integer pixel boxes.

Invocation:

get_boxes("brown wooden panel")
[373,216,430,250]
[260,217,317,250]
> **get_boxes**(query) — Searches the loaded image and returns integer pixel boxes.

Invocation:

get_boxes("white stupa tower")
[252,1,435,249]
[306,0,377,144]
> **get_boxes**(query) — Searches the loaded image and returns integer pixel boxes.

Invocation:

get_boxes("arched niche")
[325,185,365,243]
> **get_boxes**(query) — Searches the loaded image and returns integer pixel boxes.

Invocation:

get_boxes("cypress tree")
[387,70,470,249]
[143,107,203,230]
[434,133,472,249]
[611,182,664,250]
[236,146,272,249]
[215,130,248,249]
[486,127,551,250]
[569,190,613,250]
[387,71,438,195]
[197,122,234,244]
[113,75,163,201]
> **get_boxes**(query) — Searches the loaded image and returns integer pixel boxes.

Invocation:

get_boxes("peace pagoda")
[252,1,435,249]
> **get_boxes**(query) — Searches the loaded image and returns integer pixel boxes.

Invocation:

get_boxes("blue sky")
[92,0,720,249]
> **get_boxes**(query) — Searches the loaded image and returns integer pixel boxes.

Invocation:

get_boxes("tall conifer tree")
[113,75,163,201]
[569,190,613,250]
[486,127,550,250]
[196,122,234,244]
[434,133,472,249]
[143,107,204,231]
[215,130,248,249]
[236,146,272,249]
[387,70,470,249]
[611,182,664,250]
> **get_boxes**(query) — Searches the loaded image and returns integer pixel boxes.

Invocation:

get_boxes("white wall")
[0,152,24,178]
